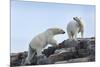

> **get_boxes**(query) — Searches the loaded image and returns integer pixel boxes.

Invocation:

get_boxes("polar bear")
[24,28,65,64]
[67,17,84,40]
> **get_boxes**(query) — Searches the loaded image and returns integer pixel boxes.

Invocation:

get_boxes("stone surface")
[55,57,90,64]
[10,37,95,66]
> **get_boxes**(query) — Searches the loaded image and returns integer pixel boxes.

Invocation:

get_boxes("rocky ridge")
[10,37,95,66]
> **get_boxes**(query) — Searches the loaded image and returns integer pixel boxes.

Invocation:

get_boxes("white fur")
[67,17,84,40]
[25,28,65,64]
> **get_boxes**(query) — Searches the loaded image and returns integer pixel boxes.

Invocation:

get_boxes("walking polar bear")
[24,28,65,64]
[67,17,84,40]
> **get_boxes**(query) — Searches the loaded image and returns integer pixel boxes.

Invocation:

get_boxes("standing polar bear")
[24,28,65,64]
[67,17,84,40]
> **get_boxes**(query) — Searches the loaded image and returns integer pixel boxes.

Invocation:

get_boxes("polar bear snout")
[60,29,65,34]
[62,31,65,34]
[53,28,65,34]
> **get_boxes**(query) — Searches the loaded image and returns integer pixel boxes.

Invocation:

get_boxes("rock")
[42,44,65,57]
[59,39,79,48]
[55,61,68,64]
[89,55,95,61]
[48,37,95,63]
[55,57,90,64]
[42,47,56,57]
[20,51,28,65]
[10,52,26,66]
[10,51,28,66]
[37,55,54,65]
[65,57,90,63]
[75,38,95,58]
[54,47,76,54]
[48,48,77,62]
[10,37,95,66]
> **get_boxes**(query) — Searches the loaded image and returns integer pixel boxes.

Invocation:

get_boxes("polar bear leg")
[81,30,84,38]
[24,57,30,65]
[48,39,57,46]
[24,48,32,64]
[36,48,43,56]
[73,32,77,40]
[67,31,72,39]
[73,29,79,40]
[24,46,37,64]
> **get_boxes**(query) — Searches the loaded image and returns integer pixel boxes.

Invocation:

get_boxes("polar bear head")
[73,16,81,22]
[47,28,65,35]
[73,16,83,27]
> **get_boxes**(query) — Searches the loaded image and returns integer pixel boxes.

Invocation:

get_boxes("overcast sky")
[11,0,95,53]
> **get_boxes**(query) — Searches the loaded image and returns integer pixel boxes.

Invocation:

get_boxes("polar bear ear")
[78,16,82,19]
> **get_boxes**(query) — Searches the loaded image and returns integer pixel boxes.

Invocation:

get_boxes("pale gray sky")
[11,1,95,53]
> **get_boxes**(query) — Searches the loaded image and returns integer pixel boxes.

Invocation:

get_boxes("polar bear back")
[29,32,49,50]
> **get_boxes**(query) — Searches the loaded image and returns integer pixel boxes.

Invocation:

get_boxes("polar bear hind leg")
[24,45,37,65]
